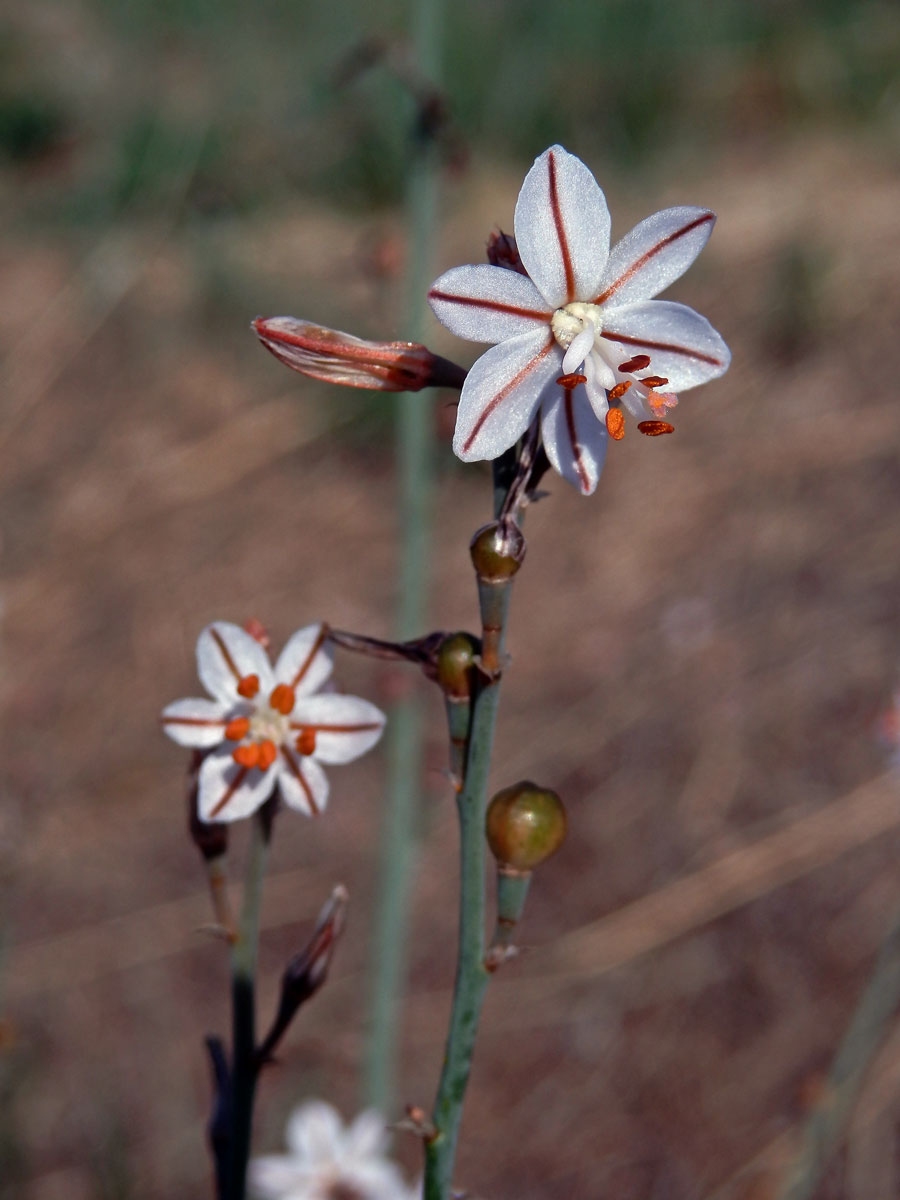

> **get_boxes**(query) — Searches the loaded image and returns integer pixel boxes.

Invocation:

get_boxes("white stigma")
[551,302,610,378]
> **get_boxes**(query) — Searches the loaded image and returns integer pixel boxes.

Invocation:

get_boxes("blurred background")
[2,0,900,1197]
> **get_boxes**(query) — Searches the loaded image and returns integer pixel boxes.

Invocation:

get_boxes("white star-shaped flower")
[249,1101,411,1200]
[161,622,385,823]
[428,144,731,495]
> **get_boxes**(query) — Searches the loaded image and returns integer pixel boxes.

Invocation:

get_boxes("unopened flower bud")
[469,521,526,583]
[486,781,566,872]
[253,316,466,392]
[256,885,349,1067]
[486,230,528,275]
[436,631,480,701]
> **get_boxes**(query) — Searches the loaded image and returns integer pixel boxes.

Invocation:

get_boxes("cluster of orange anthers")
[231,739,278,770]
[222,679,318,769]
[608,354,678,435]
[554,351,677,445]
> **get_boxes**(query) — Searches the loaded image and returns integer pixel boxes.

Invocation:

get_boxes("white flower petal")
[197,622,273,705]
[600,300,731,391]
[596,207,716,307]
[428,264,550,344]
[248,1156,310,1199]
[342,1161,410,1198]
[160,697,229,748]
[514,145,611,309]
[541,386,608,496]
[343,1109,389,1163]
[278,750,330,817]
[452,329,562,463]
[286,1101,344,1163]
[290,695,386,765]
[197,745,277,823]
[274,623,333,698]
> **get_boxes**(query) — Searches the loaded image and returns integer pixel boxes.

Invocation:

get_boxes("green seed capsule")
[486,781,567,871]
[469,521,526,583]
[436,631,480,701]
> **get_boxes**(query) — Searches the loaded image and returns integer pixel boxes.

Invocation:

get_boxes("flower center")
[249,704,289,745]
[550,301,603,351]
[227,684,297,768]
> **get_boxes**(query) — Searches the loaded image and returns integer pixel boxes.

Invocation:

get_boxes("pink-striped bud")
[486,229,528,275]
[253,316,465,392]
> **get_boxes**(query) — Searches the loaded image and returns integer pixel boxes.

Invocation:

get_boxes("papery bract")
[428,144,731,495]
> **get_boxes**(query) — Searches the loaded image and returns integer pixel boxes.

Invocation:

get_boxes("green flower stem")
[226,813,269,1200]
[424,668,505,1200]
[777,896,900,1200]
[490,868,532,954]
[476,578,513,678]
[444,694,472,792]
[425,458,520,1196]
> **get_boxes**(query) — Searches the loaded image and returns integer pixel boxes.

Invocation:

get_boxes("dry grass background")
[2,35,900,1198]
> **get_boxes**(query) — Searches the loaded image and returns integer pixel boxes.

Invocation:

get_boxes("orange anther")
[295,728,318,756]
[556,372,588,388]
[641,375,669,388]
[269,683,296,715]
[257,739,278,770]
[606,408,626,441]
[637,420,675,436]
[618,354,650,373]
[237,674,260,699]
[608,381,632,401]
[233,742,261,768]
[225,717,251,741]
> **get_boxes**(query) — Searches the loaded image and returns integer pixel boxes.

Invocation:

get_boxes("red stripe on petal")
[281,748,320,816]
[548,150,576,304]
[600,329,724,367]
[289,624,330,690]
[209,766,249,819]
[211,628,242,681]
[288,722,383,734]
[594,212,715,306]
[462,336,556,455]
[564,388,590,494]
[160,715,226,727]
[427,290,549,323]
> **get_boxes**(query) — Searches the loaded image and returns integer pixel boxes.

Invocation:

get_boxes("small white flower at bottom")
[249,1101,414,1200]
[161,621,385,823]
